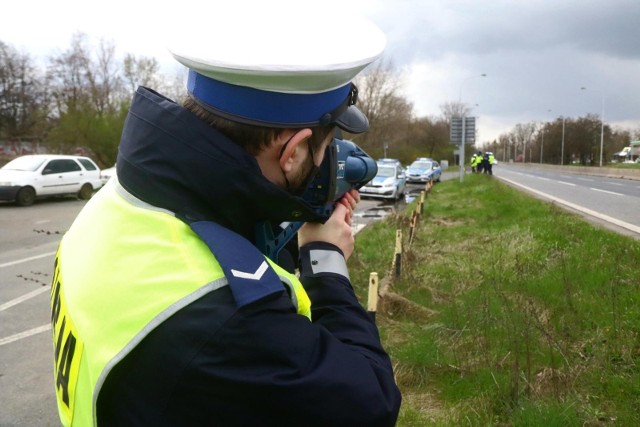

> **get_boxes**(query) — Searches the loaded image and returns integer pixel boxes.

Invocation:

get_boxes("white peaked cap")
[166,2,386,132]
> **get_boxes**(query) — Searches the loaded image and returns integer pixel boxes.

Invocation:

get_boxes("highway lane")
[494,164,640,238]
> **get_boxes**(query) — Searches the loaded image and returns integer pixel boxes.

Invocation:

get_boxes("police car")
[406,159,442,183]
[359,162,406,200]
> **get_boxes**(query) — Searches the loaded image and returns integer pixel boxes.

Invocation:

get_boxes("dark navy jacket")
[97,87,401,426]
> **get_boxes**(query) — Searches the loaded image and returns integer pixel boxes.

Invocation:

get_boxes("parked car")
[376,158,405,179]
[377,158,404,168]
[100,164,116,185]
[406,159,442,183]
[0,154,103,206]
[360,162,406,200]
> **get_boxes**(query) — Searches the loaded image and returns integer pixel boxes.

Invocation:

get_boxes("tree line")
[2,34,638,168]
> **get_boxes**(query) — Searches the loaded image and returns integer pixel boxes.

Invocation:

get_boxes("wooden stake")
[394,229,402,278]
[367,272,379,321]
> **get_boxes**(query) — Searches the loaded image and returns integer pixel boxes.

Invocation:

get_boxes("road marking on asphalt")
[537,177,551,181]
[0,324,51,347]
[0,286,50,312]
[578,178,594,182]
[558,181,576,186]
[0,251,56,268]
[590,188,624,196]
[497,177,640,236]
[607,182,623,186]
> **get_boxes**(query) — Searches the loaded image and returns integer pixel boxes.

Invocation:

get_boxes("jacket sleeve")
[297,241,402,425]
[195,242,400,427]
[99,244,401,427]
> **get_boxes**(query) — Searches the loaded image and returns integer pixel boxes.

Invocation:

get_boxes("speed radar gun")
[256,137,377,259]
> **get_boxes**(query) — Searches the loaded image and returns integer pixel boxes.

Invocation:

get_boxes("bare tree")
[123,54,161,93]
[351,58,412,156]
[0,41,43,139]
[511,123,537,162]
[93,39,124,114]
[46,33,98,121]
[439,101,472,121]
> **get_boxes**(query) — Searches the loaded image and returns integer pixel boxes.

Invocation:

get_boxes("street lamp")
[580,86,605,167]
[560,116,566,166]
[540,109,552,164]
[457,74,487,182]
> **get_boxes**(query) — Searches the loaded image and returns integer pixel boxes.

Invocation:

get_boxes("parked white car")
[100,164,116,185]
[0,154,103,206]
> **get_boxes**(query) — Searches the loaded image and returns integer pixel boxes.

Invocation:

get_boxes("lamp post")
[540,109,552,164]
[540,127,544,164]
[458,74,486,183]
[581,86,605,167]
[560,116,566,166]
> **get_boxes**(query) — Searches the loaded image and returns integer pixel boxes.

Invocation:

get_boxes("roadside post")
[450,116,476,183]
[367,272,379,321]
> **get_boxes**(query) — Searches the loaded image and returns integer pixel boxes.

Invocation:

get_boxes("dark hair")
[183,96,334,155]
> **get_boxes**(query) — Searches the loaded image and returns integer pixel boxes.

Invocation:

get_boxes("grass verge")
[349,173,640,426]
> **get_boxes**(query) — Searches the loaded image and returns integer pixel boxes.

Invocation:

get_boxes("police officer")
[475,150,484,173]
[470,152,478,173]
[486,151,496,175]
[50,6,400,427]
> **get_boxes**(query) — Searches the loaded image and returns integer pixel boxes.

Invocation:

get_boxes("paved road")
[1,197,87,427]
[494,164,640,239]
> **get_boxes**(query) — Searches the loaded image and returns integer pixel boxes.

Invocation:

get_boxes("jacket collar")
[116,87,323,240]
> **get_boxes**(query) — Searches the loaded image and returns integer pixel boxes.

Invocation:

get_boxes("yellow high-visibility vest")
[51,179,310,426]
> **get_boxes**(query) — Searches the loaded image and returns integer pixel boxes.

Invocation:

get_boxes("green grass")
[607,162,640,170]
[349,173,640,426]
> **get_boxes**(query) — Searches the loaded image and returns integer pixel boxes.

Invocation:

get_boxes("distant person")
[489,151,496,175]
[470,152,478,173]
[485,152,495,175]
[475,151,484,174]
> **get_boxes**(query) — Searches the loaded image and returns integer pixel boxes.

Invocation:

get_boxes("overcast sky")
[3,0,639,143]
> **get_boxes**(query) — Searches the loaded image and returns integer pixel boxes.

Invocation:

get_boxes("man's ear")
[279,128,312,172]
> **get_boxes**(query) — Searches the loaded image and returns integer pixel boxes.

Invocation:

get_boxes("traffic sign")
[450,117,476,145]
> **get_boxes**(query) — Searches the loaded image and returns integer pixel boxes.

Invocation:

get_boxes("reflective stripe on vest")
[51,178,310,426]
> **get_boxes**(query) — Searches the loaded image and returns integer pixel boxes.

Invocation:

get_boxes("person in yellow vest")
[50,6,400,427]
[486,151,496,175]
[470,152,478,173]
[473,150,483,173]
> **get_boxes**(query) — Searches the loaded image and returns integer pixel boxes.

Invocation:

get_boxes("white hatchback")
[0,154,103,206]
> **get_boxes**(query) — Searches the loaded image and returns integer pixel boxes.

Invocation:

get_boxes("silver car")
[360,163,407,200]
[406,159,442,183]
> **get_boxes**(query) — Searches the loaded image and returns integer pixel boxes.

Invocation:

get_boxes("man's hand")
[298,190,360,260]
